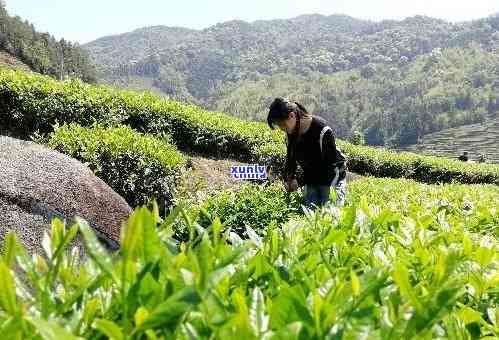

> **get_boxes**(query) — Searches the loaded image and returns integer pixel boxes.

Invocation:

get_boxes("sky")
[5,0,499,44]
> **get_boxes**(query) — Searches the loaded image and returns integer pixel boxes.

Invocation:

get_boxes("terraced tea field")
[400,118,499,163]
[1,68,499,339]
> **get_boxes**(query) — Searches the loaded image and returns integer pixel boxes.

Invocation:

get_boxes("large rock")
[0,136,132,254]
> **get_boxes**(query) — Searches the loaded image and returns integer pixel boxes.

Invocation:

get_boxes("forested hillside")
[213,48,499,146]
[84,14,499,146]
[0,1,97,82]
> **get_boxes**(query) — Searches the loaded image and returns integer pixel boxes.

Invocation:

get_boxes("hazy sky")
[6,0,499,44]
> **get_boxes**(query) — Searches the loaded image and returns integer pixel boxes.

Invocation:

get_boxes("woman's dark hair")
[267,97,310,130]
[268,98,310,181]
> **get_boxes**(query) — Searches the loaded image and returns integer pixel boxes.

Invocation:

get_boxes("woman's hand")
[284,178,298,192]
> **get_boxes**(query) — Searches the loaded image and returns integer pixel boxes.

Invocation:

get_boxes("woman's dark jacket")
[285,116,346,186]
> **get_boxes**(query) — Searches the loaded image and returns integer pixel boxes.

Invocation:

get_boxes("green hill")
[83,14,499,146]
[400,118,499,163]
[0,2,97,82]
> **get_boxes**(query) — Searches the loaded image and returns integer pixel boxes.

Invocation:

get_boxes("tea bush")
[47,123,187,213]
[1,68,498,185]
[1,177,497,338]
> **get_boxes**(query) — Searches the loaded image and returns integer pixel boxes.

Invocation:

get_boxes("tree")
[350,130,365,145]
[0,6,97,82]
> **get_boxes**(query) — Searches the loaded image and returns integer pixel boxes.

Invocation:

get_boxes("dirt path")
[176,154,247,200]
[185,156,246,191]
[177,153,364,199]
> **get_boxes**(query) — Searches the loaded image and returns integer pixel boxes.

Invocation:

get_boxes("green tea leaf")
[180,322,199,340]
[0,316,23,340]
[392,262,424,315]
[26,316,83,340]
[134,307,149,328]
[122,208,144,260]
[462,233,473,256]
[2,232,17,268]
[351,269,360,297]
[94,319,124,340]
[268,321,304,340]
[51,223,78,262]
[487,307,498,327]
[138,287,201,331]
[459,307,482,325]
[475,244,494,267]
[0,261,17,316]
[76,217,118,283]
[250,287,269,336]
[140,208,161,264]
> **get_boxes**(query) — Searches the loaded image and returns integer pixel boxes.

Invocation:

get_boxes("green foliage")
[47,123,186,213]
[348,177,499,236]
[340,141,499,185]
[0,3,97,82]
[196,183,302,237]
[350,130,365,145]
[190,177,499,238]
[1,68,498,186]
[212,47,499,146]
[87,14,499,99]
[85,14,499,146]
[0,178,497,338]
[0,67,285,162]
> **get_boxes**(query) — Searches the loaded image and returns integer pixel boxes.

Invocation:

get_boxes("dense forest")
[213,47,499,145]
[85,14,499,146]
[0,1,97,82]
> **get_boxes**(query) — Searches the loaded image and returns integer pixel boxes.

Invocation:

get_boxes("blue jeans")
[303,179,346,210]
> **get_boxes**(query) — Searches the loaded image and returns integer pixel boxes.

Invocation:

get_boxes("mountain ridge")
[82,12,499,147]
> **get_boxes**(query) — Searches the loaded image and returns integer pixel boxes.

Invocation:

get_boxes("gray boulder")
[0,136,132,254]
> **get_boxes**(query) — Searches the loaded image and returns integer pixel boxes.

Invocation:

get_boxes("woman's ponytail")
[294,102,309,116]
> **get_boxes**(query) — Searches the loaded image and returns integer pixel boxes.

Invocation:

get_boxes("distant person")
[267,97,347,209]
[458,151,469,162]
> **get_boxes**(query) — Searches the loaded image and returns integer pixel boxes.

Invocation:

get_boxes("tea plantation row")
[1,178,497,338]
[1,68,498,185]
